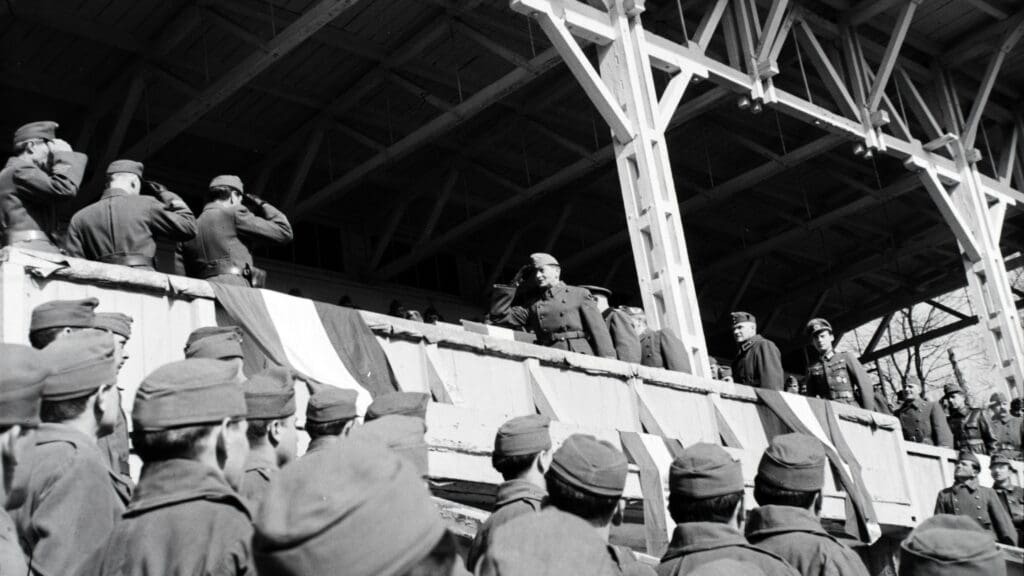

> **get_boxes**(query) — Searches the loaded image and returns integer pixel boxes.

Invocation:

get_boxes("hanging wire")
[527,16,537,58]
[202,21,210,84]
[677,0,690,42]
[773,110,789,155]
[702,125,715,188]
[521,122,533,186]
[792,31,813,105]
[979,122,998,176]
[268,0,276,37]
[456,68,464,103]
[892,71,910,131]
[385,96,394,145]
[326,130,335,181]
[591,110,600,150]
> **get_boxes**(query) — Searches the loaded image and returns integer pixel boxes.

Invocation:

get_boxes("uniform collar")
[543,282,567,298]
[100,187,130,199]
[306,435,340,454]
[745,505,830,539]
[662,522,748,561]
[991,412,1010,423]
[494,479,547,508]
[954,477,980,492]
[36,422,99,451]
[244,449,278,473]
[822,349,836,361]
[897,397,924,411]
[126,458,250,519]
[738,334,762,353]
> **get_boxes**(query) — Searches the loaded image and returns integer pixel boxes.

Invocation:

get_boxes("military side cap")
[209,174,244,192]
[580,285,611,298]
[30,297,99,332]
[352,415,429,476]
[106,159,143,177]
[898,515,1004,576]
[253,437,445,576]
[957,451,981,471]
[0,344,48,427]
[94,312,132,338]
[184,326,243,360]
[757,433,825,492]
[731,311,756,325]
[689,560,766,576]
[942,382,964,398]
[548,434,628,497]
[669,443,744,498]
[989,453,1014,469]
[529,253,559,268]
[13,121,57,145]
[39,331,117,401]
[306,387,358,424]
[494,414,552,458]
[365,391,429,421]
[989,392,1008,405]
[478,508,617,576]
[133,359,247,431]
[244,367,297,419]
[806,318,832,336]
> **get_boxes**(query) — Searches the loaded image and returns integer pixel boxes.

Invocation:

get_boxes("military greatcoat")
[732,335,785,391]
[896,397,954,448]
[466,479,546,571]
[239,450,277,515]
[604,308,641,363]
[746,505,869,576]
[994,483,1024,547]
[181,201,292,285]
[640,328,689,372]
[0,151,87,251]
[933,478,1017,546]
[656,522,800,576]
[803,351,875,411]
[988,413,1022,460]
[489,282,616,358]
[947,406,993,454]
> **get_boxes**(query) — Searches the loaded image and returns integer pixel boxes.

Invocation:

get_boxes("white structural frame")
[509,0,1024,395]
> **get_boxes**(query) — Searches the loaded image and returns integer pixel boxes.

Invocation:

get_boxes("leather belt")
[539,330,586,345]
[4,229,50,245]
[101,254,155,268]
[831,390,855,400]
[199,260,246,279]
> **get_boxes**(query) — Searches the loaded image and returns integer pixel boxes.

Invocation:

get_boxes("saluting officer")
[1,121,88,252]
[803,318,874,411]
[66,160,196,269]
[942,383,993,455]
[582,285,641,363]
[490,253,616,358]
[181,175,292,287]
[987,392,1022,460]
[730,312,784,391]
[933,451,1016,546]
[895,375,953,448]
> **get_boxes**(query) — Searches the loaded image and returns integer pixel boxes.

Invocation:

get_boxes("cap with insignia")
[756,433,825,492]
[306,387,358,424]
[899,514,1004,576]
[106,159,144,177]
[30,297,99,332]
[548,434,628,497]
[529,253,559,268]
[806,318,833,336]
[731,311,756,325]
[39,331,117,401]
[13,121,58,145]
[494,414,551,458]
[669,443,744,498]
[956,451,981,471]
[94,312,132,339]
[253,437,445,576]
[184,326,244,360]
[0,344,48,427]
[244,367,296,420]
[942,382,964,399]
[989,392,1008,406]
[580,285,611,298]
[989,453,1014,470]
[477,508,618,576]
[133,359,247,431]
[209,175,244,192]
[352,415,429,476]
[365,391,429,421]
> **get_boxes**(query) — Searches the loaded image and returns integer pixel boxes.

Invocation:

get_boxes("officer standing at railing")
[895,375,953,448]
[802,318,874,411]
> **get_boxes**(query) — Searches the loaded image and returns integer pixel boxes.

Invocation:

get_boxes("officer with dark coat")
[239,367,298,514]
[898,514,1006,576]
[658,443,799,576]
[65,160,196,269]
[582,285,641,363]
[942,383,993,455]
[803,319,874,411]
[746,433,870,576]
[624,306,690,372]
[895,375,953,448]
[987,392,1022,460]
[990,453,1023,545]
[490,253,616,358]
[181,175,292,287]
[77,359,255,576]
[1,121,87,252]
[731,312,784,391]
[467,414,551,571]
[304,387,359,455]
[933,451,1017,546]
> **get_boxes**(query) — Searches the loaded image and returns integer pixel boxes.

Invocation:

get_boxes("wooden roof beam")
[962,11,1024,148]
[941,6,1024,67]
[843,0,907,27]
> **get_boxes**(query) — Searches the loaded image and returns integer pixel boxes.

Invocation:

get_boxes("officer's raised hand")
[48,138,73,153]
[510,264,532,288]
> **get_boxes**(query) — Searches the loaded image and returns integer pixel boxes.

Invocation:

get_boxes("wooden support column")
[81,70,148,199]
[417,169,460,245]
[862,310,895,355]
[865,0,919,113]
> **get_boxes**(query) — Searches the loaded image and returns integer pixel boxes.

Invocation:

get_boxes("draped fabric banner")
[756,389,882,544]
[212,283,399,415]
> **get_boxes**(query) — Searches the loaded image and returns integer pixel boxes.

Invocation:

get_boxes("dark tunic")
[989,413,1022,460]
[0,509,27,576]
[604,308,641,363]
[895,397,954,448]
[803,351,874,411]
[65,187,196,268]
[933,478,1017,546]
[78,458,254,576]
[466,479,546,571]
[640,328,688,372]
[181,201,292,284]
[0,151,87,251]
[239,450,277,515]
[656,522,799,576]
[304,434,341,456]
[608,544,657,576]
[947,405,993,454]
[732,335,785,391]
[994,483,1024,546]
[746,505,869,576]
[7,423,129,576]
[490,282,616,358]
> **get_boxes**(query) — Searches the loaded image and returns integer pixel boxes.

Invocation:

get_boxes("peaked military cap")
[106,159,143,177]
[40,331,117,401]
[94,312,132,339]
[757,433,825,492]
[244,367,297,420]
[806,318,832,336]
[13,121,57,145]
[957,451,981,471]
[548,433,628,497]
[989,392,1008,405]
[184,326,244,360]
[209,174,244,192]
[133,359,247,431]
[731,311,756,325]
[989,453,1015,469]
[494,414,551,458]
[352,415,429,476]
[365,391,429,421]
[253,437,445,576]
[478,508,617,576]
[529,253,559,268]
[0,344,48,427]
[670,442,744,498]
[306,387,359,424]
[580,285,611,298]
[30,297,99,332]
[899,515,1004,576]
[942,382,964,398]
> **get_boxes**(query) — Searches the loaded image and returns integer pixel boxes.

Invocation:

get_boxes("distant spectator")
[389,299,408,318]
[404,310,424,322]
[337,295,353,308]
[287,288,303,297]
[424,306,442,324]
[783,376,799,395]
